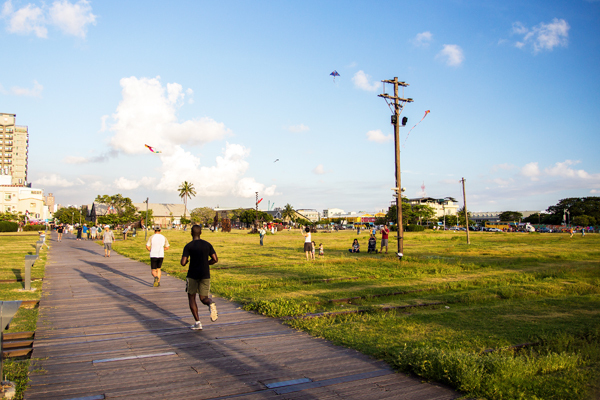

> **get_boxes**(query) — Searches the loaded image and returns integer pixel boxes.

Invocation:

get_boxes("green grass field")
[111,228,600,400]
[0,232,48,400]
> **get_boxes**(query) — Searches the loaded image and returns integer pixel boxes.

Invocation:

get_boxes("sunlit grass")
[111,229,600,399]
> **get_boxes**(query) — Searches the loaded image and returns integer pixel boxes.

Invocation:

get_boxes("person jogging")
[180,225,218,330]
[146,226,170,287]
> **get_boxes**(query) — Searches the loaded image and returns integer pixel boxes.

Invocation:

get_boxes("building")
[295,209,320,222]
[407,197,459,218]
[322,208,345,219]
[470,210,541,225]
[0,180,47,220]
[0,113,29,185]
[132,203,186,227]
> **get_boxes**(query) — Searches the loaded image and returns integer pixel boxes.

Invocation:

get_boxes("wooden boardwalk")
[26,233,459,400]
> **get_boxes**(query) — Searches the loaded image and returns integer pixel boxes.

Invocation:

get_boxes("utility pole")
[144,197,149,241]
[255,192,259,232]
[379,78,413,259]
[460,177,470,244]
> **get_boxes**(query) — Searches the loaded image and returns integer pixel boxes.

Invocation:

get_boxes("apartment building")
[0,113,29,185]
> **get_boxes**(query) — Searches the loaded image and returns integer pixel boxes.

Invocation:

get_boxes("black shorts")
[150,258,164,269]
[304,243,312,252]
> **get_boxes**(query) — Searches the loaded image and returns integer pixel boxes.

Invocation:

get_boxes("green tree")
[190,207,214,226]
[457,207,474,227]
[54,207,84,224]
[546,197,600,225]
[572,215,596,226]
[282,203,295,223]
[177,181,196,219]
[385,200,413,226]
[94,194,138,224]
[499,211,523,222]
[411,204,436,225]
[445,215,458,227]
[139,209,154,227]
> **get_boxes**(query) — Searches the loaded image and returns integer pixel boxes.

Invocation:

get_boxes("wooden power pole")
[460,177,470,244]
[379,78,413,259]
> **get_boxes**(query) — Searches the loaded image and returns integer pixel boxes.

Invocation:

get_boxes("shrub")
[0,221,18,232]
[23,224,43,232]
[406,225,426,232]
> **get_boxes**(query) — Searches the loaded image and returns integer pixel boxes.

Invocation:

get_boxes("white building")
[322,208,345,219]
[296,209,320,222]
[0,178,48,221]
[407,197,459,218]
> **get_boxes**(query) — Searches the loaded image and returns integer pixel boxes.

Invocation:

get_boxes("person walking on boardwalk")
[57,224,64,242]
[180,224,218,330]
[103,226,115,257]
[146,226,170,287]
[380,225,390,254]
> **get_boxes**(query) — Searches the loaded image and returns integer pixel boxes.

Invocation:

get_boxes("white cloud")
[352,70,379,92]
[2,0,46,37]
[9,80,43,97]
[544,160,595,179]
[313,164,325,175]
[436,44,464,66]
[1,0,96,38]
[413,31,433,46]
[521,162,541,181]
[286,124,310,133]
[48,0,95,38]
[62,150,116,164]
[591,189,599,194]
[33,174,76,187]
[113,176,155,191]
[511,18,569,53]
[492,163,516,172]
[108,76,231,155]
[366,129,392,143]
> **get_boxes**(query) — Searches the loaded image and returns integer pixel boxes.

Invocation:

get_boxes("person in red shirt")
[380,225,390,254]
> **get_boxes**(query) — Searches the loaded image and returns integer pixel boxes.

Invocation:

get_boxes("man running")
[180,225,218,330]
[380,225,390,254]
[146,226,170,287]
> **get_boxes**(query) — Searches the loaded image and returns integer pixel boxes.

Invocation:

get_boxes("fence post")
[24,255,36,291]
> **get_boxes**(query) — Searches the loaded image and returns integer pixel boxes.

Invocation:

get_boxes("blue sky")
[2,0,599,214]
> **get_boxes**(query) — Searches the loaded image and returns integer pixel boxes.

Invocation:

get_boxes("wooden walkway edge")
[25,233,460,400]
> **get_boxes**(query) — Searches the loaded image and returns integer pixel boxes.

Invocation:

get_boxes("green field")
[0,232,47,400]
[111,228,600,400]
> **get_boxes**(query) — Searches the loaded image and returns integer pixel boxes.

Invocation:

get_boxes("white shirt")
[147,233,169,258]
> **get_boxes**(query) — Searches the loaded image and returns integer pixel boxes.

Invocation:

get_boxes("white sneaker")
[209,303,218,322]
[190,321,202,330]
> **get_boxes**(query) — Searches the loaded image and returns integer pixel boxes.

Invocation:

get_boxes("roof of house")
[133,203,187,217]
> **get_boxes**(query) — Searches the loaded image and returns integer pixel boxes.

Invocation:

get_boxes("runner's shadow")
[80,260,153,287]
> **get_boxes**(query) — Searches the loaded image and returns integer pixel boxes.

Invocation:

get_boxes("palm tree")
[282,203,295,224]
[178,181,196,220]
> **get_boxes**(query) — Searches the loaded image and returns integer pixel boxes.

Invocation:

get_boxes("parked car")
[538,227,552,233]
[488,228,503,232]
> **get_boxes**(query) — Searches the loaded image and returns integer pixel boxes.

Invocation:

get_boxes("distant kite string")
[403,110,430,147]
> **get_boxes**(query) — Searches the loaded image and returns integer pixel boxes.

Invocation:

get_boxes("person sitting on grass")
[367,235,377,253]
[349,239,360,253]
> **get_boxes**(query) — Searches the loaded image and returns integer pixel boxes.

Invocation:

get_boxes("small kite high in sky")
[330,70,340,82]
[145,144,162,153]
[274,159,279,163]
[403,110,430,147]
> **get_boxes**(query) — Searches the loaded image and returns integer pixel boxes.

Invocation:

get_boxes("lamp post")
[144,198,149,241]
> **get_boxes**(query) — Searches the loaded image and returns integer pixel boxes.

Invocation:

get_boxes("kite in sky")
[274,159,279,163]
[403,110,430,147]
[330,70,340,82]
[145,144,162,153]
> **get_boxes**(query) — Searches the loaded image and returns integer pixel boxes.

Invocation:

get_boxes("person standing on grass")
[181,225,218,330]
[259,225,266,246]
[301,227,312,261]
[380,225,390,254]
[103,226,115,257]
[146,226,170,287]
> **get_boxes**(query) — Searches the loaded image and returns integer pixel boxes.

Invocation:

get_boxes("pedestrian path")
[26,233,459,399]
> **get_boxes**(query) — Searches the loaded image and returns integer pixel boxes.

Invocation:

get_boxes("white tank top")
[305,232,311,243]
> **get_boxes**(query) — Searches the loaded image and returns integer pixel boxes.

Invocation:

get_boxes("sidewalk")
[26,232,459,399]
